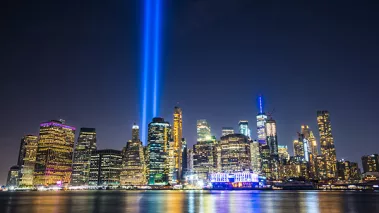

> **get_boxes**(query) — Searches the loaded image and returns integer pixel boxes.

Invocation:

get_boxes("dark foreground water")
[1,190,379,213]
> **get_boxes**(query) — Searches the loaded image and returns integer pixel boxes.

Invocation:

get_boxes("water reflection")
[1,190,379,213]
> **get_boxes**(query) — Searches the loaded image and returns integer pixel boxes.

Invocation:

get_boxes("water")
[1,190,379,213]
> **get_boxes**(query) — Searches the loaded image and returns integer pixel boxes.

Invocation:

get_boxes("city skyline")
[1,1,378,185]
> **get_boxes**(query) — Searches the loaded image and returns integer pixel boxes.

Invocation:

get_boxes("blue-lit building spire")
[256,95,267,144]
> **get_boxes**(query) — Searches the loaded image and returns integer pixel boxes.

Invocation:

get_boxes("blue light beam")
[141,0,163,145]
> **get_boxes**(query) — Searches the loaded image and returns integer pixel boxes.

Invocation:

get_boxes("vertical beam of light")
[141,0,152,145]
[153,0,161,117]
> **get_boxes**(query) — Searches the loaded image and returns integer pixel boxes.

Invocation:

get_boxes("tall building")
[250,140,261,173]
[219,134,250,173]
[238,121,251,138]
[193,137,217,180]
[317,111,337,179]
[362,154,379,173]
[172,106,183,181]
[222,127,234,136]
[337,159,351,181]
[256,96,267,144]
[278,145,290,162]
[7,165,20,187]
[315,155,327,180]
[197,119,211,141]
[89,149,122,186]
[266,119,278,155]
[17,137,28,167]
[20,135,38,187]
[309,131,318,155]
[120,124,146,186]
[293,139,304,159]
[260,145,271,178]
[181,138,188,180]
[147,117,171,185]
[34,120,75,186]
[71,128,97,186]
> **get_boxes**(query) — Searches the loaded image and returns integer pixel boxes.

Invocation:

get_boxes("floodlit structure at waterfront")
[34,120,75,186]
[210,172,266,189]
[71,128,97,186]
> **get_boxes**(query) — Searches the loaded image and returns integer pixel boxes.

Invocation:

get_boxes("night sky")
[1,0,378,185]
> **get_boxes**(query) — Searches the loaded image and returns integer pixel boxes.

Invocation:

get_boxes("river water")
[1,190,378,213]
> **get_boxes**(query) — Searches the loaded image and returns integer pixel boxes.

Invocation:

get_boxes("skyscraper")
[317,111,337,179]
[293,139,304,159]
[256,96,267,144]
[266,119,278,155]
[238,120,251,138]
[193,137,217,180]
[147,117,171,185]
[6,165,20,187]
[181,138,188,180]
[278,145,290,162]
[71,128,97,186]
[221,127,234,136]
[219,134,250,173]
[120,124,146,185]
[34,120,75,186]
[309,131,318,155]
[197,119,211,141]
[89,149,122,186]
[17,137,28,167]
[361,154,379,173]
[19,135,38,187]
[172,106,183,181]
[250,140,261,173]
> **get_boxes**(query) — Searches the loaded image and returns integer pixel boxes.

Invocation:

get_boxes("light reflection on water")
[1,190,379,213]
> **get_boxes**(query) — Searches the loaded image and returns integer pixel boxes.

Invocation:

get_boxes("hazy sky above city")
[1,0,378,184]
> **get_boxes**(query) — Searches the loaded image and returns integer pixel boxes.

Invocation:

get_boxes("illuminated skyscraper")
[361,154,379,173]
[197,119,211,141]
[238,120,251,139]
[265,119,278,155]
[71,128,97,186]
[219,134,250,173]
[315,155,327,180]
[193,137,217,180]
[260,145,271,178]
[181,138,188,180]
[317,111,337,179]
[147,117,171,185]
[120,124,146,186]
[256,96,267,144]
[278,145,290,162]
[250,140,261,173]
[309,131,318,155]
[7,165,20,187]
[172,106,183,181]
[222,127,234,136]
[293,139,304,159]
[89,149,122,186]
[17,137,29,167]
[20,135,38,187]
[34,120,75,186]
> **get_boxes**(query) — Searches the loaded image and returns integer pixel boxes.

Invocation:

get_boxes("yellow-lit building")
[20,135,38,187]
[317,111,337,179]
[120,124,146,186]
[34,120,75,186]
[219,134,250,173]
[172,106,183,182]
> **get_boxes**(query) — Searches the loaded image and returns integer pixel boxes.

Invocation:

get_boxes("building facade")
[250,140,261,173]
[20,135,38,187]
[172,106,183,182]
[197,119,211,141]
[71,128,97,186]
[265,119,278,155]
[317,111,337,179]
[238,120,251,139]
[256,96,267,144]
[89,149,122,186]
[120,124,146,185]
[34,120,75,186]
[362,154,379,173]
[219,134,250,173]
[147,117,171,185]
[222,127,234,137]
[193,139,217,180]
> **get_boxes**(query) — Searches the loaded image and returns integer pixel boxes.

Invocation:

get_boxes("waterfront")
[1,191,379,213]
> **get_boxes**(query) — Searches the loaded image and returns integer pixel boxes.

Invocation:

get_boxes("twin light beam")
[141,0,162,144]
